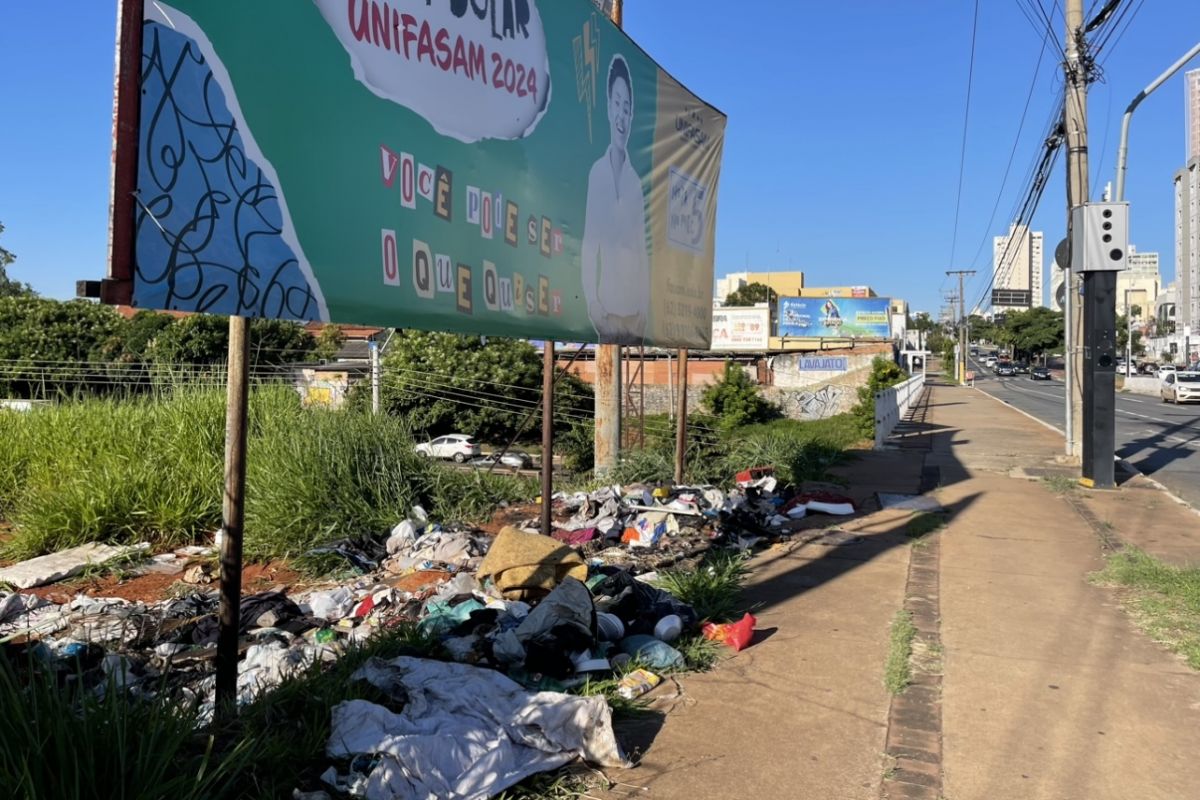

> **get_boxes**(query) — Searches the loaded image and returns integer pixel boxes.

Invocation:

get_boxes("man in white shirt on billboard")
[581,54,650,344]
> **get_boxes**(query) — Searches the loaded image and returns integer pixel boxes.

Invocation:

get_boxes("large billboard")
[117,1,726,348]
[777,297,892,339]
[710,306,769,351]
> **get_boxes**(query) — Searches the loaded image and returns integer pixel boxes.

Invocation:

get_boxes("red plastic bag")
[702,612,758,652]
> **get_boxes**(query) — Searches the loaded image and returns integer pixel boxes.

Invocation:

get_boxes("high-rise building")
[1186,69,1200,163]
[1118,246,1161,321]
[992,224,1044,310]
[1176,160,1199,330]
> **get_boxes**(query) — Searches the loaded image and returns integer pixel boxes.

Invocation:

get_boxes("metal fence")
[874,374,925,449]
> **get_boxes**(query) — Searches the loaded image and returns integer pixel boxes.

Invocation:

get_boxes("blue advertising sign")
[777,297,891,338]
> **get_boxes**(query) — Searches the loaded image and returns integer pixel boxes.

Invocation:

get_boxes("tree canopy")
[724,282,777,307]
[373,332,594,442]
[0,222,34,298]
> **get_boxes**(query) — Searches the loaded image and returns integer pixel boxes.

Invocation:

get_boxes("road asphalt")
[967,357,1200,509]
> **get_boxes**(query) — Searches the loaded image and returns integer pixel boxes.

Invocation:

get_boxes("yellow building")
[796,285,877,298]
[715,271,805,302]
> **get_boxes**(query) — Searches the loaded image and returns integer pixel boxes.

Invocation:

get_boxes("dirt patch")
[20,559,309,605]
[477,502,540,536]
[382,569,452,594]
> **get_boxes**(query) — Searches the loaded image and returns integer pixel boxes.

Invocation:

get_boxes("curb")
[1115,458,1200,520]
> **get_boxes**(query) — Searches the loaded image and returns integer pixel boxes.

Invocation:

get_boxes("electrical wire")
[948,0,982,271]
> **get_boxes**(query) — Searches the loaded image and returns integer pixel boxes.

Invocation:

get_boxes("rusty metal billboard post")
[107,0,725,714]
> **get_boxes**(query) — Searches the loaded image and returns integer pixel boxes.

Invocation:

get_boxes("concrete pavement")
[600,379,1200,800]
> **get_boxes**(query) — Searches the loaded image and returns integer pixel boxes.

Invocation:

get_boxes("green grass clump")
[906,512,946,541]
[884,610,917,695]
[0,388,532,564]
[1092,548,1200,669]
[655,551,749,623]
[1042,474,1081,495]
[0,655,258,800]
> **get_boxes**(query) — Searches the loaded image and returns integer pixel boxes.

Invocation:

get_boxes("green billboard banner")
[126,0,726,347]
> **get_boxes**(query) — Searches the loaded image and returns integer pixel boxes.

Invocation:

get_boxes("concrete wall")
[769,351,882,389]
[1121,376,1163,397]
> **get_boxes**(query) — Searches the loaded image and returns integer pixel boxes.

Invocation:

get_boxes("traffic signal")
[1070,202,1129,272]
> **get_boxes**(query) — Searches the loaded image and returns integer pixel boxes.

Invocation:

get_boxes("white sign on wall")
[711,305,769,351]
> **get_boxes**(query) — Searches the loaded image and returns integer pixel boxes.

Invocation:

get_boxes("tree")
[966,314,995,345]
[1000,307,1063,362]
[0,222,34,298]
[0,297,125,397]
[146,314,315,366]
[724,282,777,307]
[375,332,594,442]
[314,324,347,362]
[701,360,780,430]
[1116,315,1145,358]
[851,357,907,437]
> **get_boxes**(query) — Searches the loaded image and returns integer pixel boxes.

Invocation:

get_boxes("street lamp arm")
[1115,41,1200,201]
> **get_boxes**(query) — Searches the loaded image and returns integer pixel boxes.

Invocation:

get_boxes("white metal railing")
[874,374,925,449]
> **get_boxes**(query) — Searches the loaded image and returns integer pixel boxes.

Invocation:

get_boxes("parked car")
[1161,371,1200,404]
[1140,363,1158,376]
[996,363,1016,377]
[1031,366,1051,380]
[468,450,534,470]
[414,434,481,463]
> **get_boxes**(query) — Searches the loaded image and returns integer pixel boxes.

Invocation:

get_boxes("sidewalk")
[601,380,1200,800]
[928,382,1200,800]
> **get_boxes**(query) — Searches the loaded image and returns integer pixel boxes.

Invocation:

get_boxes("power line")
[947,0,982,270]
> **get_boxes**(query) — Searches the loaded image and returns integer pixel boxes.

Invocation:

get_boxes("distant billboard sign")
[777,297,891,338]
[850,286,869,298]
[113,0,726,348]
[798,356,849,372]
[710,306,770,351]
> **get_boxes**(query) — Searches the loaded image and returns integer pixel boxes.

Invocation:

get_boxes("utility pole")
[947,270,976,384]
[1064,0,1088,463]
[593,0,623,475]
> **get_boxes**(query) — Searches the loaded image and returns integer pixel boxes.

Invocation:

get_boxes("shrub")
[701,361,780,431]
[850,357,907,437]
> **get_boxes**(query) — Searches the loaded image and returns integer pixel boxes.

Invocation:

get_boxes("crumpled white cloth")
[327,656,629,800]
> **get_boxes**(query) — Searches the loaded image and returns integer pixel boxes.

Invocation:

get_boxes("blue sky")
[1,0,1198,317]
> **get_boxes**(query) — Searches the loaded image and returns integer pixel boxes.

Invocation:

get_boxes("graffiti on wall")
[775,384,846,420]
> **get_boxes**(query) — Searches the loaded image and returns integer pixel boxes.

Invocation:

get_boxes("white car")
[985,356,998,367]
[415,434,481,463]
[1162,371,1200,404]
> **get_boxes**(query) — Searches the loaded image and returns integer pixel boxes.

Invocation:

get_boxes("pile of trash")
[0,470,859,798]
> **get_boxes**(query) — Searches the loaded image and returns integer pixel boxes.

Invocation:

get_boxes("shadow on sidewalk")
[743,492,980,619]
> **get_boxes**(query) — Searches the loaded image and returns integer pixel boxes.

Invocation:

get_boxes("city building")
[992,223,1044,311]
[714,271,804,304]
[1118,246,1161,322]
[1187,68,1200,163]
[1156,281,1179,335]
[1050,260,1066,312]
[1175,159,1199,330]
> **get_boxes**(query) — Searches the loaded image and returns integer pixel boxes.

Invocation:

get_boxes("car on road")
[996,363,1016,377]
[1014,362,1030,374]
[1162,371,1200,404]
[468,450,534,470]
[985,356,998,368]
[414,434,481,463]
[1031,366,1051,380]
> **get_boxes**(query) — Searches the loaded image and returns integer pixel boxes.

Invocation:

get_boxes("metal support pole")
[370,340,381,414]
[541,342,554,536]
[674,349,688,485]
[1115,41,1200,200]
[216,314,250,718]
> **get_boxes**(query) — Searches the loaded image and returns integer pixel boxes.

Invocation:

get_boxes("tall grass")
[0,388,531,562]
[0,655,258,800]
